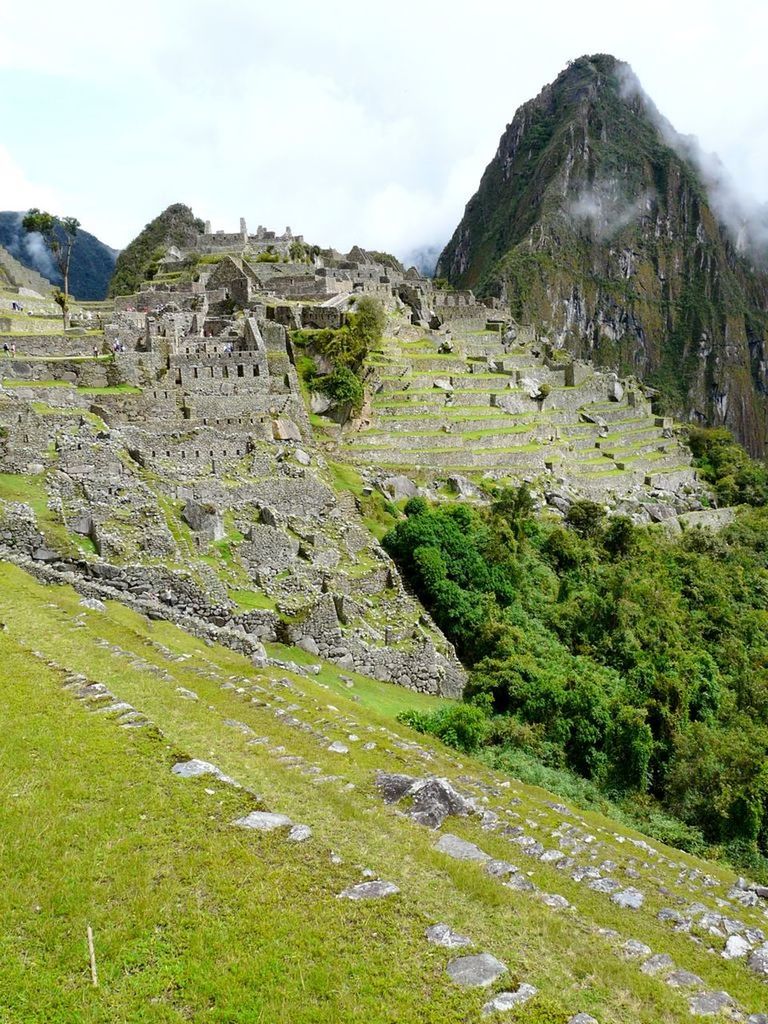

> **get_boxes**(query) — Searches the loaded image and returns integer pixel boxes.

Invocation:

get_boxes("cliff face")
[437,54,768,454]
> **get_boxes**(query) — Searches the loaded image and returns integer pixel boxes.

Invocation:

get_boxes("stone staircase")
[341,331,697,501]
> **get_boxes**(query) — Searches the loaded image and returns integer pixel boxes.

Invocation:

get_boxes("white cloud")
[0,145,62,211]
[1,0,767,259]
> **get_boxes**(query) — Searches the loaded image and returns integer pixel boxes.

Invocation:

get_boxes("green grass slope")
[0,562,766,1023]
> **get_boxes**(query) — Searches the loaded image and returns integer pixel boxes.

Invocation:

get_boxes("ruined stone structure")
[198,219,303,258]
[0,220,713,700]
[0,238,470,697]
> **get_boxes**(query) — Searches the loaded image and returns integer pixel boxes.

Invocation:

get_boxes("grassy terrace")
[1,561,765,1022]
[0,473,91,554]
[344,423,538,443]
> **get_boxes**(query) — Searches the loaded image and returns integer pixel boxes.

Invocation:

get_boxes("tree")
[22,209,80,329]
[351,295,386,349]
[565,499,606,538]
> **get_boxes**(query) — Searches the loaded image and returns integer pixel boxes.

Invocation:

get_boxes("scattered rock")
[425,923,472,948]
[434,833,490,862]
[665,970,704,988]
[327,741,349,754]
[375,771,476,828]
[175,686,198,701]
[607,379,624,402]
[567,1016,598,1024]
[446,474,477,498]
[640,953,674,975]
[182,499,225,541]
[539,893,571,910]
[722,934,751,960]
[446,952,507,988]
[748,946,768,975]
[688,991,735,1016]
[310,392,332,415]
[231,811,293,832]
[621,939,651,959]
[519,376,542,399]
[31,547,58,563]
[79,596,106,612]
[287,824,312,842]
[505,873,537,893]
[171,759,237,786]
[482,983,537,1014]
[272,417,302,441]
[485,859,519,879]
[338,880,400,900]
[611,887,644,909]
[378,475,418,501]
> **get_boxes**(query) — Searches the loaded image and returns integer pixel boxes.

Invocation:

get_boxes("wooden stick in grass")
[86,925,98,987]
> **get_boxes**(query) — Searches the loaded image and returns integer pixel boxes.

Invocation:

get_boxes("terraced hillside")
[339,322,699,508]
[2,562,768,1023]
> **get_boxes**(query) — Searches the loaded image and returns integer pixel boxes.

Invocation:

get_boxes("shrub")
[351,296,386,348]
[565,499,606,538]
[403,496,428,517]
[319,366,363,414]
[397,703,490,753]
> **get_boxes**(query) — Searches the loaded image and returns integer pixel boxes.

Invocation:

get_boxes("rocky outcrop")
[437,54,768,455]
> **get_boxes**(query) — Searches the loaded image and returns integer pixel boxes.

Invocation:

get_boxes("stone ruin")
[0,232,468,698]
[0,216,716,699]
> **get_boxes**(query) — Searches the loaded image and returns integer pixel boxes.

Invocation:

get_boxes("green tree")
[565,499,606,538]
[351,295,386,349]
[319,366,364,419]
[22,209,80,329]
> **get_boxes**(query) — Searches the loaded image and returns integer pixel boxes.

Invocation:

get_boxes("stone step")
[374,391,508,413]
[370,412,532,433]
[343,426,544,451]
[606,441,677,460]
[601,423,668,444]
[401,356,470,373]
[346,445,553,470]
[623,451,693,472]
[583,400,654,422]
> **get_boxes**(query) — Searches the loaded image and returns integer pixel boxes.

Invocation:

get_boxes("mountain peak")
[436,57,768,454]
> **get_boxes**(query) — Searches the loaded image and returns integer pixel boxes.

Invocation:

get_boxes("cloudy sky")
[1,0,766,259]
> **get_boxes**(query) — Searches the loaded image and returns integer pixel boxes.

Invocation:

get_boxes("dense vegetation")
[294,296,385,418]
[108,203,204,297]
[385,491,768,872]
[688,426,768,506]
[0,211,116,300]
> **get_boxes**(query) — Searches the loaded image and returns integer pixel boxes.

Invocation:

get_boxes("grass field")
[0,562,766,1023]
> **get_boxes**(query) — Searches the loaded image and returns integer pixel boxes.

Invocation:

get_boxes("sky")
[1,0,767,260]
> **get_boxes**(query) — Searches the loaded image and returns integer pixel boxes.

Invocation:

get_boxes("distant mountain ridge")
[437,54,768,455]
[0,212,118,301]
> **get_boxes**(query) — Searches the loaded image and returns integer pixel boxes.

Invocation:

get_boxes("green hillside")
[1,562,767,1023]
[108,204,204,297]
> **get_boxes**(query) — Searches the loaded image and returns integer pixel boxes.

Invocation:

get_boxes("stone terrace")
[340,326,700,510]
